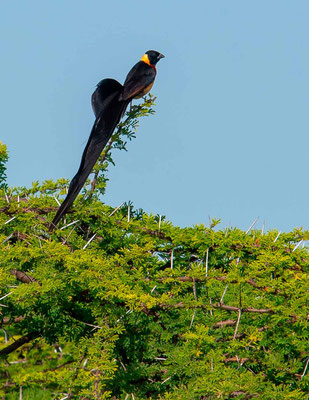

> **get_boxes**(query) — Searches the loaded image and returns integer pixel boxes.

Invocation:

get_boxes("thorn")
[62,226,77,245]
[53,196,61,206]
[109,202,125,217]
[233,310,242,340]
[225,222,230,237]
[60,220,80,230]
[82,233,96,250]
[220,285,229,304]
[301,358,309,379]
[0,292,13,301]
[246,217,259,234]
[190,307,197,329]
[205,249,209,278]
[2,233,13,244]
[293,240,303,252]
[4,216,16,225]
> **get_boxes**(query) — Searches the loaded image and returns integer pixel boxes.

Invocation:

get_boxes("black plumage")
[50,50,164,230]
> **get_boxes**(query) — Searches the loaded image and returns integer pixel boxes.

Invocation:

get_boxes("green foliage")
[0,142,8,190]
[1,100,309,399]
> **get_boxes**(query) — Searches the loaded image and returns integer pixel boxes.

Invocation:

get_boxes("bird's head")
[141,50,165,66]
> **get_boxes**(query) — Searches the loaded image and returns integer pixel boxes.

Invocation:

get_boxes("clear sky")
[1,1,309,232]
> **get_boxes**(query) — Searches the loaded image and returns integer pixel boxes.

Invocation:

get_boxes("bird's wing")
[91,79,123,118]
[121,61,156,101]
[50,89,129,230]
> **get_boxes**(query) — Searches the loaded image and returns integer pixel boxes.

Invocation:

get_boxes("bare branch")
[10,270,41,286]
[0,331,40,356]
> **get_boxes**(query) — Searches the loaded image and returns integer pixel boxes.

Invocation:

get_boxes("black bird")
[50,50,164,230]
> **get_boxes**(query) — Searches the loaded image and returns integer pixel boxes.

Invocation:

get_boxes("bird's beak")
[158,53,165,59]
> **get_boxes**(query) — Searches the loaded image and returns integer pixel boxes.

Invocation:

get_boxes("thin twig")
[119,359,127,371]
[192,277,197,301]
[89,104,145,193]
[94,369,100,400]
[62,225,77,245]
[3,329,8,343]
[76,320,102,330]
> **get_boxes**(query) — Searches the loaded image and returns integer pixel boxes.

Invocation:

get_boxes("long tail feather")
[50,85,129,231]
[91,79,123,118]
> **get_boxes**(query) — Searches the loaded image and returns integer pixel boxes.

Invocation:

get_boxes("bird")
[49,50,164,231]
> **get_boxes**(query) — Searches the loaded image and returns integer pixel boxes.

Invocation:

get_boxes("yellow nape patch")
[141,53,151,65]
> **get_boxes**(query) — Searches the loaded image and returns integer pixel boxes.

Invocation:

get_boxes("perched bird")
[50,50,164,231]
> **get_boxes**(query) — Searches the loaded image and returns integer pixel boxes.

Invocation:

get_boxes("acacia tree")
[0,99,309,399]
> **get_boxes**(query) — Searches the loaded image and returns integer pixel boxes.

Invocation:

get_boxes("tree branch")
[10,269,41,286]
[0,331,40,356]
[153,302,273,314]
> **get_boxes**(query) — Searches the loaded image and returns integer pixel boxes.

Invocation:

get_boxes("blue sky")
[1,1,309,232]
